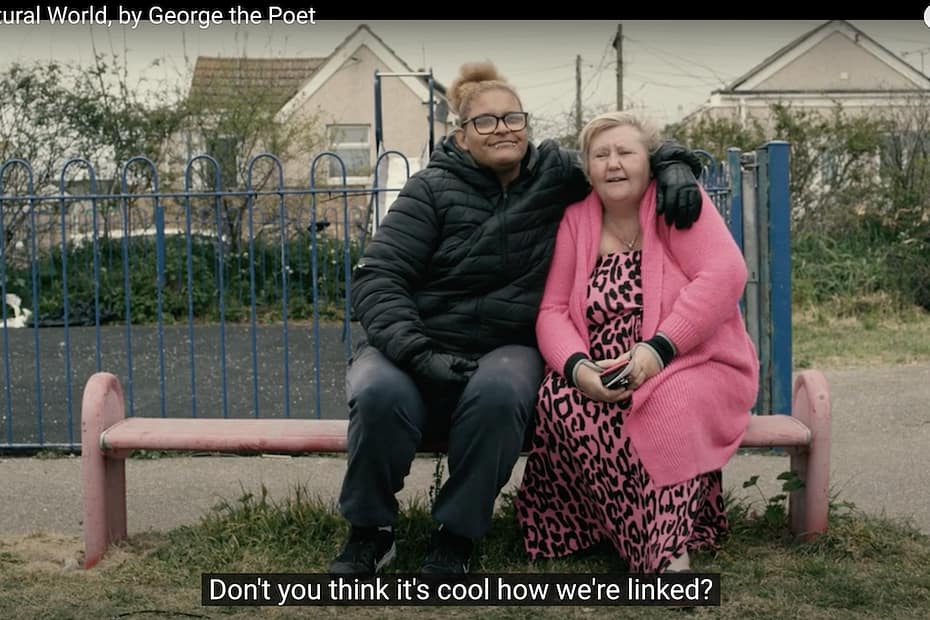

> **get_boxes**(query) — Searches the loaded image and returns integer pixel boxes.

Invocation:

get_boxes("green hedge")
[792,217,930,315]
[10,221,927,327]
[7,235,361,325]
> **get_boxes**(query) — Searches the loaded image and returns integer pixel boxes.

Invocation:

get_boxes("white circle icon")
[925,5,930,28]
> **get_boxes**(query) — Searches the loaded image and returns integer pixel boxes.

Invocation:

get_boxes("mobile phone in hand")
[600,360,632,389]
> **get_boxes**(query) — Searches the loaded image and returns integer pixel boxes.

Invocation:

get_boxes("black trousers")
[338,343,543,539]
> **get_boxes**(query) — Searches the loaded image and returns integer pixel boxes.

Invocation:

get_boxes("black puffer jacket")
[352,136,590,366]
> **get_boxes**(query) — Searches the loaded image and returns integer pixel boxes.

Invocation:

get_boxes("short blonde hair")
[448,61,523,121]
[579,111,662,181]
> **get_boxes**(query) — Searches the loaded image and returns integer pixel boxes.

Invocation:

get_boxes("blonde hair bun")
[448,61,521,119]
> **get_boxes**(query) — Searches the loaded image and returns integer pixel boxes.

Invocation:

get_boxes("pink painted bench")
[80,369,831,569]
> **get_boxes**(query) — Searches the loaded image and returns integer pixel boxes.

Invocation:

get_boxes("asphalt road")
[0,323,359,447]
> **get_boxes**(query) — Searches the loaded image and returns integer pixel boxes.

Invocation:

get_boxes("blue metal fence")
[1,145,791,451]
[1,152,378,450]
[756,142,793,415]
[699,143,793,416]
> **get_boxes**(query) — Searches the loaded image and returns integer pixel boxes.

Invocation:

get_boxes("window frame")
[326,124,372,185]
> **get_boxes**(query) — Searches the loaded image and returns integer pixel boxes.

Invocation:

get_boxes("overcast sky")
[1,19,929,128]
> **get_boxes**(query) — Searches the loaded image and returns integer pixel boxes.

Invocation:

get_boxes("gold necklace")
[605,219,640,251]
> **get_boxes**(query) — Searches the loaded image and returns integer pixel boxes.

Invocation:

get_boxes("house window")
[820,151,839,186]
[880,130,930,173]
[327,125,371,181]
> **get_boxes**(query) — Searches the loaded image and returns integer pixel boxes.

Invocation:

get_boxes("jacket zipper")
[499,190,509,271]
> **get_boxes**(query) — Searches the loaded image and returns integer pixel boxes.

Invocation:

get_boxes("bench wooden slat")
[742,415,811,447]
[101,418,350,453]
[101,413,810,455]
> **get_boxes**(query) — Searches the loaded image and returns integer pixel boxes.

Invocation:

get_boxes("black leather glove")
[651,141,704,230]
[409,350,478,385]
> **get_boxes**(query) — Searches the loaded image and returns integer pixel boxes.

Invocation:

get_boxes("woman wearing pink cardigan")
[515,111,759,573]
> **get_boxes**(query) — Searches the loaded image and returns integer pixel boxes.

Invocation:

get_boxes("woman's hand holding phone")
[574,354,635,404]
[600,359,633,389]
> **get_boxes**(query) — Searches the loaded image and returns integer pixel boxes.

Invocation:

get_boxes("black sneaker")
[328,526,396,575]
[420,528,473,574]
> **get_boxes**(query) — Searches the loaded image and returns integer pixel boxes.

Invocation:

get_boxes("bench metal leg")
[788,370,832,541]
[81,372,128,569]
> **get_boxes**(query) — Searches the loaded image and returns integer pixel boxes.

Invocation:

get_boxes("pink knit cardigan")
[536,181,760,487]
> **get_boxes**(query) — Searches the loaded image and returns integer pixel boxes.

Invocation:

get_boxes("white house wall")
[680,21,930,132]
[754,32,919,92]
[281,44,443,186]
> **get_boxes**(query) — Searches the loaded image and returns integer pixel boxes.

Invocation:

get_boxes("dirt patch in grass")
[0,533,83,573]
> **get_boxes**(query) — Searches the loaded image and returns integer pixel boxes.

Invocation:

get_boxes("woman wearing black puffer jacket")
[329,61,704,576]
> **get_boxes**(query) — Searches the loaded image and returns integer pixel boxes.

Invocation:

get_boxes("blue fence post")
[182,166,198,419]
[0,179,9,446]
[341,184,353,362]
[427,71,435,158]
[755,146,772,415]
[726,148,744,253]
[374,72,383,155]
[246,169,260,418]
[271,158,292,420]
[26,172,43,444]
[766,141,792,415]
[153,169,167,419]
[754,141,793,416]
[90,174,102,373]
[119,174,135,417]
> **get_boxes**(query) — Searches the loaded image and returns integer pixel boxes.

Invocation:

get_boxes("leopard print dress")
[516,249,729,572]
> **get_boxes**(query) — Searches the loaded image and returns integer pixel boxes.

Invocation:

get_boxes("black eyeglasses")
[461,112,529,135]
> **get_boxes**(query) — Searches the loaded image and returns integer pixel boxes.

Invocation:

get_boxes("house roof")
[677,20,930,127]
[274,24,449,123]
[188,57,327,108]
[188,25,447,115]
[316,23,446,93]
[718,20,930,94]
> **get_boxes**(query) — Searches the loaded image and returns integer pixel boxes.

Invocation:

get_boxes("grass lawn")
[793,306,930,369]
[3,309,930,617]
[2,485,929,619]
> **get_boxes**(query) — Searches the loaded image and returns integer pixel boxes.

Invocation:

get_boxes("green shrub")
[792,217,927,315]
[9,233,361,325]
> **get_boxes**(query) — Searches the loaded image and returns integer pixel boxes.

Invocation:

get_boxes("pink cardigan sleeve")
[657,186,749,354]
[536,209,590,375]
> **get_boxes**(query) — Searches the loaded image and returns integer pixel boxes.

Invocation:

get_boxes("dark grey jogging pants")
[338,343,543,539]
